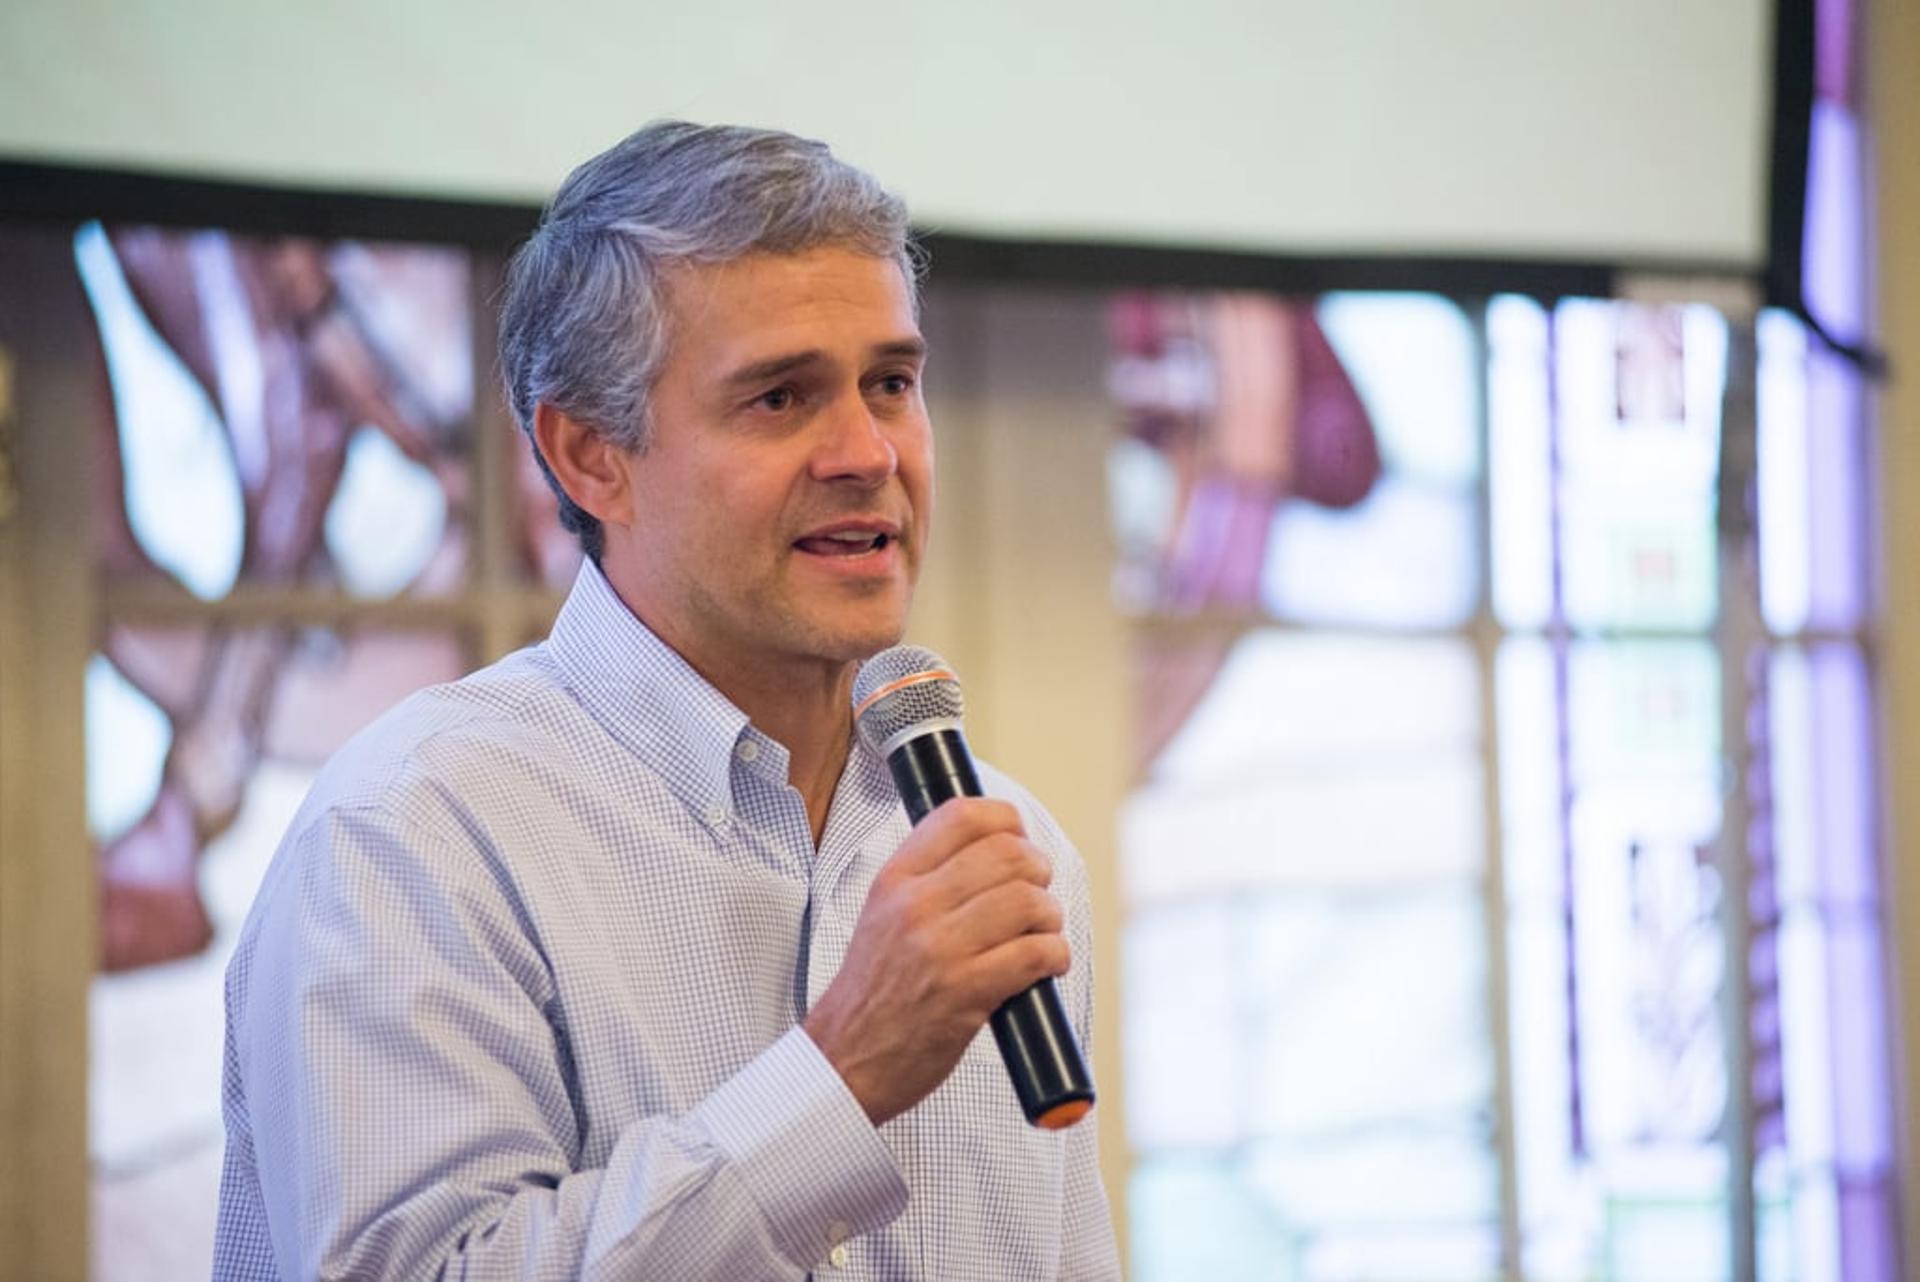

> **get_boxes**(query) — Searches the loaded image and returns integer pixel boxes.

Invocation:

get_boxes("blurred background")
[0,2,1914,1279]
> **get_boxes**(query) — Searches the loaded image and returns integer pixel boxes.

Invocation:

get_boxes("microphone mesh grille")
[853,645,966,752]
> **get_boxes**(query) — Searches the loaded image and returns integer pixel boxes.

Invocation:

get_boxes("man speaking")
[212,122,1120,1279]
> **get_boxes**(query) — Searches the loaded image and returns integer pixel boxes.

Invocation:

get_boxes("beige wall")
[0,229,98,1282]
[1870,0,1920,1271]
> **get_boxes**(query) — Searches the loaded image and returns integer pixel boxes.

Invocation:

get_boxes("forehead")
[657,248,920,367]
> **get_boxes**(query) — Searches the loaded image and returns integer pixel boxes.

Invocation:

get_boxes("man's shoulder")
[237,644,598,940]
[290,643,584,833]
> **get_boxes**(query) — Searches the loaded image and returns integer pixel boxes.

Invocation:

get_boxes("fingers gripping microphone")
[854,646,1095,1130]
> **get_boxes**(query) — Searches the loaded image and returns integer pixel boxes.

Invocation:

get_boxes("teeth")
[798,529,891,556]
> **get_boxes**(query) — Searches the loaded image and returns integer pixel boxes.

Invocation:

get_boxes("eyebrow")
[719,338,928,389]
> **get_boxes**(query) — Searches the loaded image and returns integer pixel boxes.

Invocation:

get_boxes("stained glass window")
[1112,276,1897,1278]
[1109,292,1478,627]
[76,223,474,601]
[57,218,506,1281]
[1746,0,1900,1268]
[1554,300,1724,633]
[1491,292,1744,1279]
[1115,294,1499,1281]
[88,626,469,1276]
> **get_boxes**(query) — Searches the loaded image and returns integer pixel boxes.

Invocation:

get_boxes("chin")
[833,623,909,664]
[804,611,909,665]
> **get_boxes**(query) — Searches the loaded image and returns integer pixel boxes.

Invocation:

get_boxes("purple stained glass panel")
[1826,919,1895,1172]
[88,625,469,1282]
[1107,291,1477,627]
[77,223,475,601]
[1775,8,1899,1265]
[1837,1184,1901,1282]
[1802,342,1869,631]
[1798,39,1870,631]
[1808,646,1878,909]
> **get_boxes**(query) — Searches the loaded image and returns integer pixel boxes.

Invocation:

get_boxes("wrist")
[801,1009,892,1126]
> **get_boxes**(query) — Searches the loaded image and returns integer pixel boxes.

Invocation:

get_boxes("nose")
[810,393,897,487]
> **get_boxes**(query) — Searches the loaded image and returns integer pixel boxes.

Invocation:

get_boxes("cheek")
[894,415,934,481]
[904,438,936,526]
[692,460,795,546]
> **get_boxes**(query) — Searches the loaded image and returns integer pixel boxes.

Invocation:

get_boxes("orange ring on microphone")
[853,669,959,721]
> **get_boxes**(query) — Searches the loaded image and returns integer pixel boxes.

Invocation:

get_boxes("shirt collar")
[543,558,900,841]
[545,557,760,825]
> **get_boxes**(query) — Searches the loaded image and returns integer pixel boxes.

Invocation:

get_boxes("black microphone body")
[885,726,1096,1130]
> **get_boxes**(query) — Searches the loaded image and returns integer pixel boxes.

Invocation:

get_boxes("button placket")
[803,865,834,1007]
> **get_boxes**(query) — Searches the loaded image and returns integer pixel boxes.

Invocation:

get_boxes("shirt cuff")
[689,1026,909,1269]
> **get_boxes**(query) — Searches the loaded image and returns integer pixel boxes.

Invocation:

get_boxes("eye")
[755,386,796,412]
[874,371,917,396]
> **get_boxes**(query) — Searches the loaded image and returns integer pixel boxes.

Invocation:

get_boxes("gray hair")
[498,120,921,561]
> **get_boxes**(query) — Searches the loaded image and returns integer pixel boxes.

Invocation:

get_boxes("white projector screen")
[0,0,1774,269]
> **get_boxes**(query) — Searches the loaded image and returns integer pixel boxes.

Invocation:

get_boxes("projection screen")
[0,0,1775,271]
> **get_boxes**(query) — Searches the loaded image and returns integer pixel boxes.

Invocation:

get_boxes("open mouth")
[794,530,893,557]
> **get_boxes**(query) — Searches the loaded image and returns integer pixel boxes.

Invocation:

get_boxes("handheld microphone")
[853,646,1095,1130]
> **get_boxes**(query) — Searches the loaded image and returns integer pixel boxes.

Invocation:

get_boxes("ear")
[534,404,634,528]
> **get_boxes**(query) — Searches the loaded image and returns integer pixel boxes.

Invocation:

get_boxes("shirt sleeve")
[229,801,909,1281]
[1055,838,1124,1281]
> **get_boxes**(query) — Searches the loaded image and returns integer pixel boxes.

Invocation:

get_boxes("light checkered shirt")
[213,558,1118,1280]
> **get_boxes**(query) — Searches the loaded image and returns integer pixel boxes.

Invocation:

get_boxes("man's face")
[605,246,933,681]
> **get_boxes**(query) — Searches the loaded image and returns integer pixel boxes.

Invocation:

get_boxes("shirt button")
[704,803,730,829]
[735,739,760,763]
[828,1244,850,1269]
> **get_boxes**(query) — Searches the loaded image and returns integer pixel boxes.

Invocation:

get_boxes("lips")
[793,519,901,558]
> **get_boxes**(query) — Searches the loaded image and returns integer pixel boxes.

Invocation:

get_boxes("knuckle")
[957,798,1023,841]
[899,888,941,934]
[942,795,987,829]
[1023,933,1070,979]
[1035,892,1065,934]
[872,858,908,893]
[917,798,969,844]
[984,836,1047,885]
[992,837,1031,878]
[973,881,1021,928]
[986,798,1025,831]
[958,834,1025,887]
[1021,843,1054,886]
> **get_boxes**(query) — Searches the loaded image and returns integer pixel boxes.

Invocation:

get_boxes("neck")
[722,662,857,845]
[599,566,859,845]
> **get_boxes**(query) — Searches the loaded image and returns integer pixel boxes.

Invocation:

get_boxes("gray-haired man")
[214,121,1120,1279]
